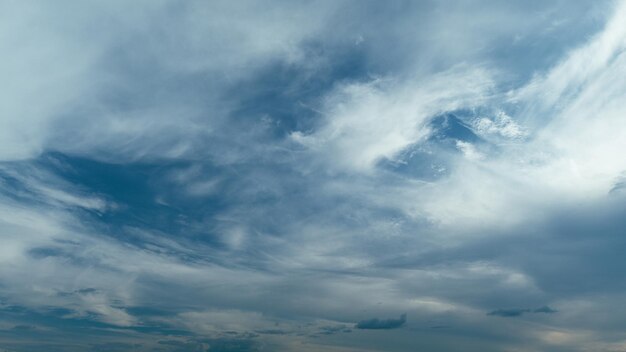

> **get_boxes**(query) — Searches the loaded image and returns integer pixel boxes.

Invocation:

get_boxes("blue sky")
[2,0,626,351]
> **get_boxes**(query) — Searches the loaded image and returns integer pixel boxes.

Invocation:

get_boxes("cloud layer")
[1,0,626,351]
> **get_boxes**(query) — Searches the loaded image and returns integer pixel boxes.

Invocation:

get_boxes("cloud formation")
[487,306,557,317]
[356,314,407,330]
[1,0,626,351]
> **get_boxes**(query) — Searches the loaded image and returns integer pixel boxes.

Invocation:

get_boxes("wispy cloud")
[356,314,407,330]
[1,0,626,351]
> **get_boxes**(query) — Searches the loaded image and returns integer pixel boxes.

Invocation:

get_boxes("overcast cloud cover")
[2,0,626,351]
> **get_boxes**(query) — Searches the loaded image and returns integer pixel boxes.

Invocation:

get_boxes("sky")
[2,0,626,351]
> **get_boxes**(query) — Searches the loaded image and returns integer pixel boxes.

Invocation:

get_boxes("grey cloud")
[533,306,558,314]
[488,306,557,317]
[317,325,352,335]
[487,308,530,317]
[254,329,287,335]
[1,1,625,352]
[200,338,260,352]
[11,325,36,331]
[157,340,207,352]
[91,343,143,352]
[356,314,407,330]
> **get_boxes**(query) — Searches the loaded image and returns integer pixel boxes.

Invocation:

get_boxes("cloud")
[487,306,558,317]
[487,308,530,317]
[534,306,558,314]
[0,0,340,163]
[1,1,626,352]
[291,66,495,172]
[91,343,143,352]
[356,314,407,330]
[504,0,626,198]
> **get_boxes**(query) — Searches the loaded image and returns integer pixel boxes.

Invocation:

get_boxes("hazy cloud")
[356,314,407,330]
[0,0,624,351]
[488,306,558,317]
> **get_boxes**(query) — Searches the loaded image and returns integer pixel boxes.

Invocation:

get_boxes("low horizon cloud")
[356,314,407,330]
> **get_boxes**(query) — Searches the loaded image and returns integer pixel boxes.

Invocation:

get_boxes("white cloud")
[292,66,494,172]
[506,0,626,196]
[473,111,526,140]
[0,0,339,163]
[2,1,626,351]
